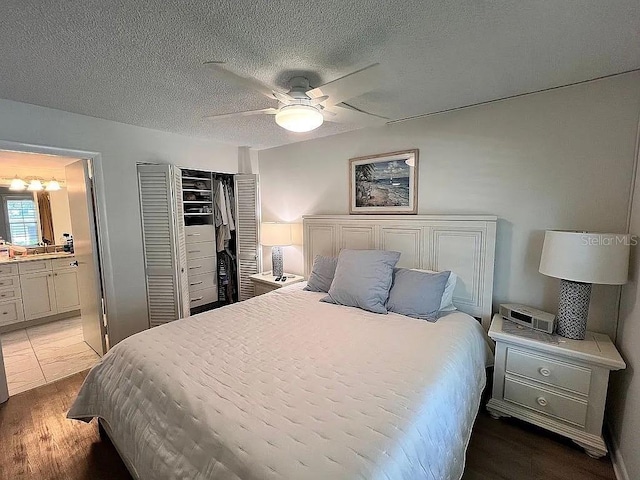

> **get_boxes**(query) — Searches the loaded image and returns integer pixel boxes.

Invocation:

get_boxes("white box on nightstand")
[486,313,625,458]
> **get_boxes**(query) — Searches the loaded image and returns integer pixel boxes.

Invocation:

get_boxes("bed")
[68,214,497,480]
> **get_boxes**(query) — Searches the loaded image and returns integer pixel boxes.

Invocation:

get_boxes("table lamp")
[539,231,630,340]
[261,222,292,278]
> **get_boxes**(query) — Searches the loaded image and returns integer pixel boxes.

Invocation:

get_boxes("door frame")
[0,140,114,350]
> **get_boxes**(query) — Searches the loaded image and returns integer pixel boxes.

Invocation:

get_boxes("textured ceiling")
[1,1,639,149]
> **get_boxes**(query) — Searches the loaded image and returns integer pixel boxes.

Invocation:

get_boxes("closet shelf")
[182,176,212,181]
[183,200,214,204]
[184,212,214,216]
[183,189,212,193]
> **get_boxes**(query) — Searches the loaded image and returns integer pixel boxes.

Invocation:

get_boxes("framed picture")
[349,149,419,214]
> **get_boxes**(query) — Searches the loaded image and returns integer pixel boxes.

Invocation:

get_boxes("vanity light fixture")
[45,178,61,191]
[27,179,44,191]
[9,176,26,191]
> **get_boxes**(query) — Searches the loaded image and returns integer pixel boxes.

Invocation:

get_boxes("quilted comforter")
[68,283,491,480]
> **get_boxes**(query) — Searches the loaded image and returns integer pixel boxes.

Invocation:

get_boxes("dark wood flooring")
[0,371,616,480]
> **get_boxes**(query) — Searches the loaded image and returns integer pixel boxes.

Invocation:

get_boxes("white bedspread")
[68,284,491,480]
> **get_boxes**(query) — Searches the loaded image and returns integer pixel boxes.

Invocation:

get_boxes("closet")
[137,164,260,328]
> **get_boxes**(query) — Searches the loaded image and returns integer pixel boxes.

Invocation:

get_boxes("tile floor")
[1,317,100,396]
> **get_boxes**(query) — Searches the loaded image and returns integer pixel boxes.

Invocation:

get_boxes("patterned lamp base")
[556,279,592,340]
[271,246,284,278]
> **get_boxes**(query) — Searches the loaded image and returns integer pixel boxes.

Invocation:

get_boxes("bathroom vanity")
[0,253,80,332]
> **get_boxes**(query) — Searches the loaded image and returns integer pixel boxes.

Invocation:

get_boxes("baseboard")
[605,422,630,480]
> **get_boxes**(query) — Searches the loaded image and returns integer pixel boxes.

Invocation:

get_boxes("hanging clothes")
[215,180,231,252]
[223,182,235,232]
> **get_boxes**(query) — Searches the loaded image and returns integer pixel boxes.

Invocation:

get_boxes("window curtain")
[37,191,55,244]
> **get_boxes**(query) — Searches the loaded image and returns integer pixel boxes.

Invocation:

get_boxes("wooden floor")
[0,372,616,480]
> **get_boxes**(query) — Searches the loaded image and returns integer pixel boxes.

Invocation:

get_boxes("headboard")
[303,215,497,330]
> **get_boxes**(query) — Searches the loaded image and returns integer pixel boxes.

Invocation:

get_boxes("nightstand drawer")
[506,348,591,395]
[504,377,588,427]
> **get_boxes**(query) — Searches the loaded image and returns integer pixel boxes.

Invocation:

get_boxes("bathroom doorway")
[0,148,106,399]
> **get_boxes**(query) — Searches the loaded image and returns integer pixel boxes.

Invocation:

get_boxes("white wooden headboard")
[303,215,497,329]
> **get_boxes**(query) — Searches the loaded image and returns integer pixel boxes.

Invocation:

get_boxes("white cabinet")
[53,269,81,313]
[185,225,217,310]
[0,255,81,330]
[21,271,57,320]
[487,314,626,458]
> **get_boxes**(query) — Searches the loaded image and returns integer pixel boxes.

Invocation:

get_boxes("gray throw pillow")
[387,268,451,321]
[321,249,401,314]
[304,255,338,293]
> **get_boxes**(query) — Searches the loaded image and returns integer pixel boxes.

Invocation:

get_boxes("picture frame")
[349,149,419,214]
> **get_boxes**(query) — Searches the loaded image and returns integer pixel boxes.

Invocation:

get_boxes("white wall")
[610,134,640,480]
[48,187,73,241]
[258,71,640,336]
[0,98,238,345]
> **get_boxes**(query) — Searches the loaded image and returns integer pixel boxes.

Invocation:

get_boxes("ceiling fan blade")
[272,91,296,105]
[204,62,281,100]
[307,64,383,107]
[203,108,278,120]
[323,104,388,126]
[309,95,329,105]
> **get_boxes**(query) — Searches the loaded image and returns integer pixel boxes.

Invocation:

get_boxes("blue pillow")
[387,268,451,321]
[321,249,401,314]
[304,255,338,293]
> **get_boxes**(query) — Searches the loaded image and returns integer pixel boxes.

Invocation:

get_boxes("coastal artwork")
[350,149,418,214]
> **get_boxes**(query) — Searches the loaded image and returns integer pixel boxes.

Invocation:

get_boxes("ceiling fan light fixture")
[275,105,323,133]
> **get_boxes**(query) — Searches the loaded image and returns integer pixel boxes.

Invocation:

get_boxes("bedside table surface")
[489,314,625,370]
[249,272,304,287]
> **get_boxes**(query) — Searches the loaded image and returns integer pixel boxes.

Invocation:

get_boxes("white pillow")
[414,269,458,311]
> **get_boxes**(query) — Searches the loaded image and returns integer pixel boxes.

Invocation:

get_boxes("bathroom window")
[6,198,39,246]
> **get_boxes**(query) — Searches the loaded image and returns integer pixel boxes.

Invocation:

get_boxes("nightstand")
[487,314,625,458]
[249,272,304,297]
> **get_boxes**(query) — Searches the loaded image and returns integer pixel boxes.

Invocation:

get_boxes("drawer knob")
[536,396,548,407]
[539,367,551,377]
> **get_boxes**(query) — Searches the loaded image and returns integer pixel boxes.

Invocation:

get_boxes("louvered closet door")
[171,166,191,318]
[137,164,188,327]
[234,174,260,301]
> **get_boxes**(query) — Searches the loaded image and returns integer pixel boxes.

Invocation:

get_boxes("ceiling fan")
[203,62,388,133]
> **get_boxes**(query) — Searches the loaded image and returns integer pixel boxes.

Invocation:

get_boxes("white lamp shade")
[539,231,630,285]
[261,222,292,246]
